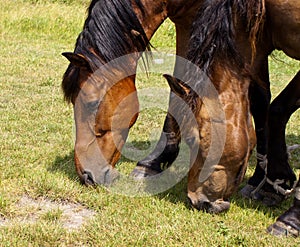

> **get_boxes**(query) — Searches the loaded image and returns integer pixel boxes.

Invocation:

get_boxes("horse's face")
[165,70,256,213]
[63,53,138,185]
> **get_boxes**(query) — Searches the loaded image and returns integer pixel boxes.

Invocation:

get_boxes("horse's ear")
[62,52,91,71]
[163,74,189,97]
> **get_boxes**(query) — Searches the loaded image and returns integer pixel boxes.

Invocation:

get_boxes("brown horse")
[157,0,263,213]
[62,0,204,185]
[159,0,300,233]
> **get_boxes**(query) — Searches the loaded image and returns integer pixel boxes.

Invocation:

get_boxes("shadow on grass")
[231,182,294,219]
[154,176,193,209]
[231,132,300,218]
[48,150,79,182]
[47,134,299,216]
[47,140,192,207]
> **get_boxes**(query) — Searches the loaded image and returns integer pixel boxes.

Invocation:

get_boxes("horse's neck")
[132,0,168,39]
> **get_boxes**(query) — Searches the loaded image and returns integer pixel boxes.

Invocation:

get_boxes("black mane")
[187,0,265,75]
[62,0,150,102]
[78,0,150,65]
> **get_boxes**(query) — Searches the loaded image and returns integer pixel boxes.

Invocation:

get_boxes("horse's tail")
[187,0,265,73]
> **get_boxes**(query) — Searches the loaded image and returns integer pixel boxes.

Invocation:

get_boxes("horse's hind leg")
[267,176,300,237]
[261,71,300,206]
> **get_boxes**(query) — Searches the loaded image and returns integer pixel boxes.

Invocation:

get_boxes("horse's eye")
[86,100,99,112]
[185,136,196,147]
[95,129,107,138]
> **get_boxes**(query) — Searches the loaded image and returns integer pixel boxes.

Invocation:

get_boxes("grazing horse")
[62,0,204,185]
[155,0,264,213]
[159,0,300,233]
[136,0,300,212]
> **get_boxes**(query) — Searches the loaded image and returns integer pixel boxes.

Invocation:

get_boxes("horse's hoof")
[267,221,299,237]
[240,183,285,206]
[239,184,254,198]
[260,190,285,207]
[130,165,160,178]
[239,184,263,200]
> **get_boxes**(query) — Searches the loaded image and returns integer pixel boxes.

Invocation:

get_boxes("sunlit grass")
[0,0,300,246]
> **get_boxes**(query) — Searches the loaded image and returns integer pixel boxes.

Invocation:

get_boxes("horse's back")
[266,0,300,59]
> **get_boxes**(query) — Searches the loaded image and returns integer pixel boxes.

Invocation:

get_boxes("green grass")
[1,0,300,246]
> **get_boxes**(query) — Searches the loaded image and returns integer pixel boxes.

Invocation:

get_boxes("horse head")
[62,52,139,185]
[164,65,255,213]
[61,0,167,186]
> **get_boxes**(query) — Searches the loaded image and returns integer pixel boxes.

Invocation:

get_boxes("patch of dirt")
[0,195,96,231]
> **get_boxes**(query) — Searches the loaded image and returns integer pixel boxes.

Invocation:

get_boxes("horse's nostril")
[190,198,230,214]
[198,201,212,212]
[82,170,96,186]
[190,198,212,212]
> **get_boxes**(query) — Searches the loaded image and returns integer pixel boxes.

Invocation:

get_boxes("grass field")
[1,0,300,246]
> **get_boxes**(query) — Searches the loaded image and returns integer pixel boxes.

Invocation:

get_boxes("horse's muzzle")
[189,197,231,214]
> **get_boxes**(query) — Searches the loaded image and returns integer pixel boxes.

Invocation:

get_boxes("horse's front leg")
[131,112,181,177]
[260,71,300,206]
[131,20,192,177]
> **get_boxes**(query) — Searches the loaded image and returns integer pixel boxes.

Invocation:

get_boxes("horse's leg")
[260,71,300,206]
[240,60,271,199]
[131,27,188,177]
[131,112,181,177]
[131,14,196,177]
[267,176,300,237]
